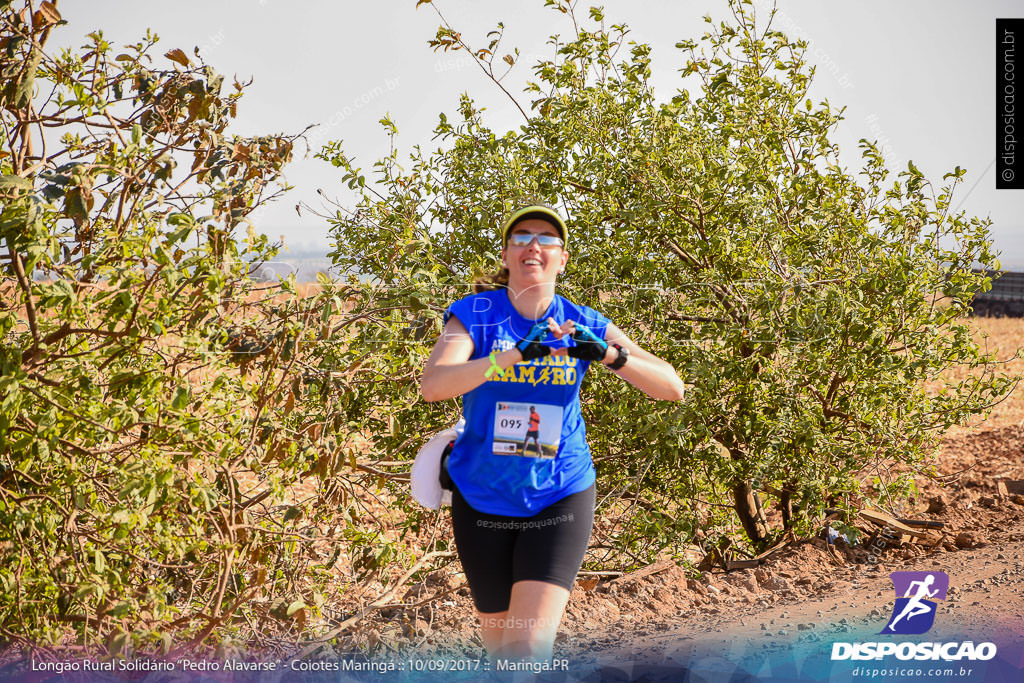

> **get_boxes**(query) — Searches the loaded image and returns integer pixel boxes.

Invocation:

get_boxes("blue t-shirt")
[442,289,610,516]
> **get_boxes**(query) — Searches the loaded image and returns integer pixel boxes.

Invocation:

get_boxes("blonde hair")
[472,266,509,293]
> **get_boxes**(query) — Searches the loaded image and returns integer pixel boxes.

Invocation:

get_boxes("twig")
[294,551,456,659]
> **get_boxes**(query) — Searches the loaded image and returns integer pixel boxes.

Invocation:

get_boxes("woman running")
[420,204,685,663]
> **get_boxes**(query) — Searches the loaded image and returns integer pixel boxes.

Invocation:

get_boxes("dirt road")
[378,425,1024,681]
[551,425,1024,681]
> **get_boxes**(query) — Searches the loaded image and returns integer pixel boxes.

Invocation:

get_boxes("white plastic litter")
[410,419,464,509]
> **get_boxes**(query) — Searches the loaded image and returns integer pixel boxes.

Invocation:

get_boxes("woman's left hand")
[560,320,612,363]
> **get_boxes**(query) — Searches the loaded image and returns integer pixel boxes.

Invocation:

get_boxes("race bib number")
[492,402,562,458]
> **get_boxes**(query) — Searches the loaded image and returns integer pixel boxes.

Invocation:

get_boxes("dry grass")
[936,316,1024,436]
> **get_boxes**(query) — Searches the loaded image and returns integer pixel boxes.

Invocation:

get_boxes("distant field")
[938,315,1024,433]
[247,248,350,283]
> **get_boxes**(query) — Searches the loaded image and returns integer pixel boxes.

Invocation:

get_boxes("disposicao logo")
[881,571,948,635]
[830,571,997,662]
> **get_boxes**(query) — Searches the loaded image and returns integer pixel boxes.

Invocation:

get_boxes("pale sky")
[58,1,1024,264]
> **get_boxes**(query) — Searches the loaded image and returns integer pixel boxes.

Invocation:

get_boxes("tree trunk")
[731,479,770,551]
[780,484,795,530]
[713,439,772,550]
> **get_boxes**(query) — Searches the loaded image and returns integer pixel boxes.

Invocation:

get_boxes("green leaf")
[170,386,189,410]
[166,212,193,227]
[0,175,33,194]
[64,187,89,222]
[107,601,131,618]
[9,47,41,110]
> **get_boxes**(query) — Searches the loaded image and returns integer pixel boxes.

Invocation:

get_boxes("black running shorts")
[450,483,595,614]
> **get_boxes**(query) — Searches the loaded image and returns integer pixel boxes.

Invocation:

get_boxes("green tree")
[0,0,360,653]
[316,0,1013,562]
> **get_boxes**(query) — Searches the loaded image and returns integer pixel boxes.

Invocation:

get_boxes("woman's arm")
[594,321,686,401]
[420,316,525,403]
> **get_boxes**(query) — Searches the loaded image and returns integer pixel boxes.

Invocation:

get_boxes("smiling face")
[501,218,570,288]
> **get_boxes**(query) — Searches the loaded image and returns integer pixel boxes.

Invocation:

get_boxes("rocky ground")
[561,424,1024,654]
[336,423,1024,673]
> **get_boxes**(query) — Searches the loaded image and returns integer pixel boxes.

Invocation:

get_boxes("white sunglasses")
[507,233,565,248]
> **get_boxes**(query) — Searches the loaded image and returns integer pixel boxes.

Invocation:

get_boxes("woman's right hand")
[515,318,562,361]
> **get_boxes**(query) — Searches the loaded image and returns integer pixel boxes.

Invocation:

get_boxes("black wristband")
[606,343,629,370]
